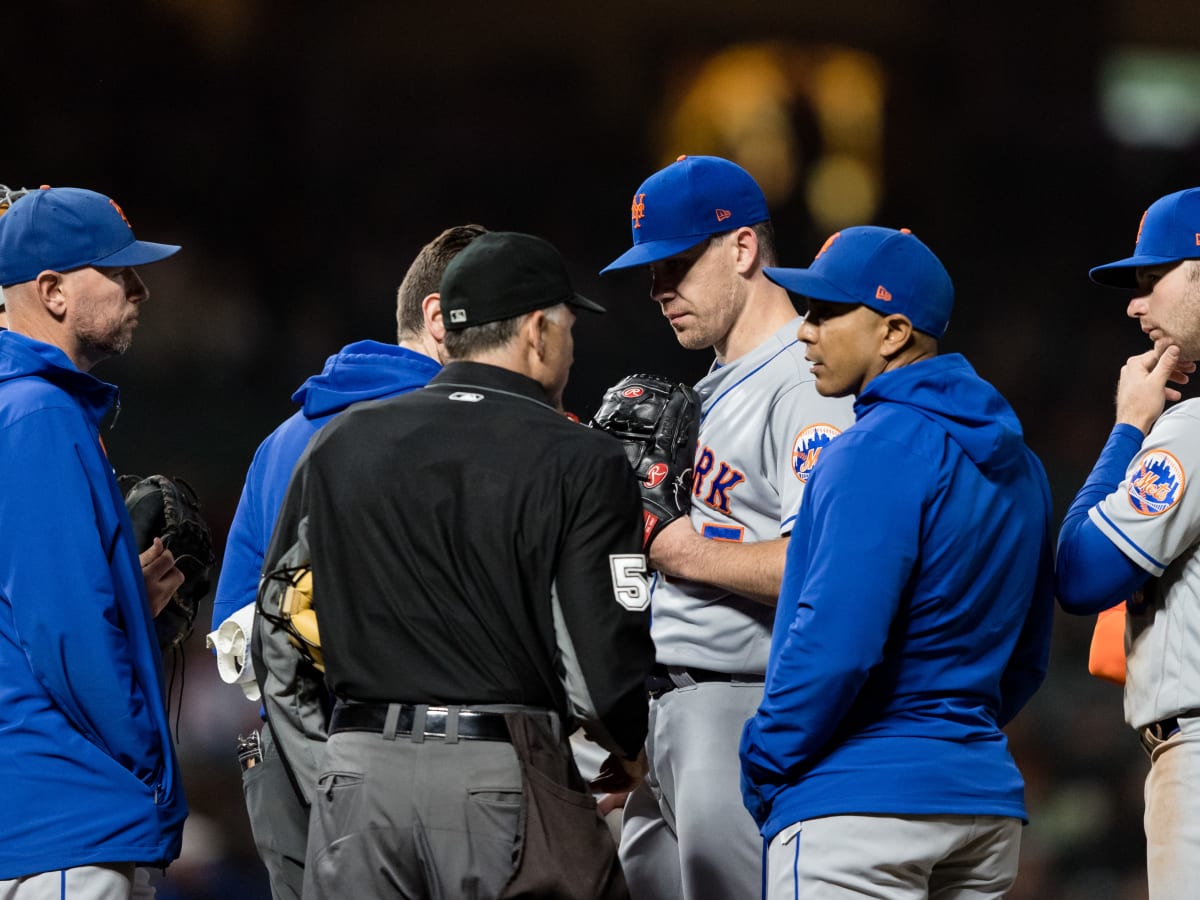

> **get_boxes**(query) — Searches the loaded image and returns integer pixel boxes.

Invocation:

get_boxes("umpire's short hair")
[396,224,488,340]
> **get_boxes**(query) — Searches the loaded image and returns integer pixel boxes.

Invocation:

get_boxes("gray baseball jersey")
[651,317,857,673]
[1089,398,1200,729]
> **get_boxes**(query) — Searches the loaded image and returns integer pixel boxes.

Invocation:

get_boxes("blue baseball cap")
[1090,187,1200,288]
[764,226,954,339]
[600,155,769,274]
[0,187,180,286]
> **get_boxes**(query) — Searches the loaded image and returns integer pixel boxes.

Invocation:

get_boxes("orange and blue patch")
[1127,450,1185,516]
[702,523,745,542]
[792,423,843,483]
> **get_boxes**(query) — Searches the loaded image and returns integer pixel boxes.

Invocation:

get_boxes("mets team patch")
[792,423,843,483]
[1127,450,1186,516]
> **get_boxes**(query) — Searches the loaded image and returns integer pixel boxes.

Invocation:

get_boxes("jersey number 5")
[609,555,650,611]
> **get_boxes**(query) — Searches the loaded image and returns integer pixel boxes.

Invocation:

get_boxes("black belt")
[1139,708,1200,755]
[646,664,764,699]
[329,702,511,742]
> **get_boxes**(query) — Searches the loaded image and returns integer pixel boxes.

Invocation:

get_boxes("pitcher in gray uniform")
[600,155,856,899]
[1056,186,1200,899]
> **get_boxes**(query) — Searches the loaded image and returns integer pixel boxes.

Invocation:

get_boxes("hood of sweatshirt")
[855,353,1024,475]
[293,340,441,420]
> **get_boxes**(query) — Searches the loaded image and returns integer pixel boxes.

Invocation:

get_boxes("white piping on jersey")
[1095,504,1169,572]
[700,339,804,425]
[429,381,561,415]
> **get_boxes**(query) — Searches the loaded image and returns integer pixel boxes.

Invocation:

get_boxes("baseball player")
[0,187,187,897]
[600,155,855,899]
[210,225,486,900]
[1055,186,1200,899]
[739,226,1054,898]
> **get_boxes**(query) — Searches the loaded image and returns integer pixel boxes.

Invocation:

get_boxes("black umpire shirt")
[278,360,655,759]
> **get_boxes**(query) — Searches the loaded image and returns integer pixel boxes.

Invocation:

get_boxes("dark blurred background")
[6,1,1200,896]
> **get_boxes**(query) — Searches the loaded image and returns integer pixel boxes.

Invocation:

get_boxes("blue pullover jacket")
[212,341,440,629]
[740,354,1054,841]
[0,330,187,877]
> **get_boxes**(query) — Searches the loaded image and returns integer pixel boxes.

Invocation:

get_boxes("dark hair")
[396,224,488,340]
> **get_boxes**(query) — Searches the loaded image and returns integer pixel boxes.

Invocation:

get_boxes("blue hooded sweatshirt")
[0,330,187,877]
[740,353,1054,841]
[212,341,440,629]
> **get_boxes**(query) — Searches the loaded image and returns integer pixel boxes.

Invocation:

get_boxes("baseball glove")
[119,474,216,651]
[590,374,700,548]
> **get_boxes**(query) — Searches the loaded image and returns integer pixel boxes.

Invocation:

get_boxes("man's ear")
[34,270,68,319]
[422,292,445,343]
[880,313,915,359]
[521,309,547,359]
[731,226,760,276]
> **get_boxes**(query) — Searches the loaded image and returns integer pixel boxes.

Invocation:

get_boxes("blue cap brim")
[1089,253,1197,289]
[763,267,865,306]
[599,235,711,275]
[94,240,181,269]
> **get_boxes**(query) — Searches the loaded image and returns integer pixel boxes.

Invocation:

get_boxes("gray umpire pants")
[303,717,523,900]
[242,721,310,900]
[766,813,1021,899]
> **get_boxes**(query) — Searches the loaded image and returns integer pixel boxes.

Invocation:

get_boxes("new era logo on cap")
[601,155,770,274]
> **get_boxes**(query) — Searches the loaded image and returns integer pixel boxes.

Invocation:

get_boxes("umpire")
[285,231,656,899]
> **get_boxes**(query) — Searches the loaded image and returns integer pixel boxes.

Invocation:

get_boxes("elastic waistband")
[329,701,514,743]
[646,663,765,699]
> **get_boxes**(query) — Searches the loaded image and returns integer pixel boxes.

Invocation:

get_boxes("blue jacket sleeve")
[211,465,266,630]
[0,408,160,779]
[1055,424,1150,615]
[741,438,925,786]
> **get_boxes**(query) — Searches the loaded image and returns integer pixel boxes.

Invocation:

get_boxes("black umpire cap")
[439,231,605,331]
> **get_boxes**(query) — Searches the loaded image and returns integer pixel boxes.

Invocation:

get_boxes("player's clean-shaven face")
[1131,260,1200,361]
[648,234,745,352]
[797,299,887,397]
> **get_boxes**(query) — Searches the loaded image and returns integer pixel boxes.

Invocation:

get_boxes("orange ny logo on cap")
[815,231,842,260]
[875,285,893,302]
[631,193,646,229]
[1136,209,1148,246]
[109,199,131,228]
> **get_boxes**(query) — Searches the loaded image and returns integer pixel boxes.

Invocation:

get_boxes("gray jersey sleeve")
[1089,400,1200,577]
